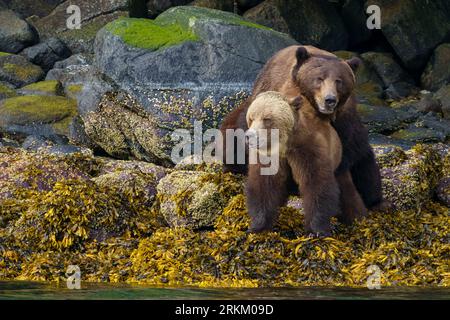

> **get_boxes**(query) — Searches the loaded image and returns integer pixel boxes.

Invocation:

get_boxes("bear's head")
[292,47,361,117]
[245,91,296,156]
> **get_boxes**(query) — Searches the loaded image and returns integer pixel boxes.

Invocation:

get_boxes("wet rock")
[0,147,90,200]
[0,9,39,53]
[340,0,372,47]
[22,135,54,151]
[30,0,128,53]
[435,177,450,207]
[369,133,415,150]
[0,82,17,100]
[391,126,446,144]
[237,0,263,10]
[380,145,443,211]
[0,95,77,139]
[46,54,94,87]
[421,43,450,92]
[96,158,167,178]
[334,51,385,105]
[156,170,242,229]
[21,37,71,72]
[357,103,418,133]
[414,93,443,115]
[93,168,164,208]
[17,80,64,96]
[0,54,44,88]
[1,0,64,19]
[91,7,295,160]
[190,0,235,12]
[68,115,96,149]
[372,144,407,168]
[82,91,171,165]
[147,0,192,18]
[435,84,450,119]
[243,0,290,34]
[360,52,417,99]
[243,0,348,51]
[375,0,450,71]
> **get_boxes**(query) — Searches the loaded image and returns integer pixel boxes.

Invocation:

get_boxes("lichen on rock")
[155,170,243,229]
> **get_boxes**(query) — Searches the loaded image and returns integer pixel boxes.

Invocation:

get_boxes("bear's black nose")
[325,95,337,107]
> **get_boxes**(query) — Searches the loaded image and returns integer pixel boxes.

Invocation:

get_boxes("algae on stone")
[105,17,199,50]
[19,80,63,96]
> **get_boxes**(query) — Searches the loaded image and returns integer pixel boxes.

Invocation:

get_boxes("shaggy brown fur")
[220,45,386,233]
[245,92,342,235]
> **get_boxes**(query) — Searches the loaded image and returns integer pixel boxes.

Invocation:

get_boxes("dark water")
[0,281,449,300]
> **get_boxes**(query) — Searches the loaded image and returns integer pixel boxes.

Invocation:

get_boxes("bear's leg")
[246,162,290,233]
[336,170,368,225]
[350,151,389,211]
[288,151,340,236]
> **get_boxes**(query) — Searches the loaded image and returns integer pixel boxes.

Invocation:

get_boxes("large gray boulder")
[0,53,44,88]
[243,0,348,51]
[421,43,450,92]
[21,37,71,72]
[0,9,39,53]
[30,0,129,53]
[377,0,450,71]
[88,6,297,160]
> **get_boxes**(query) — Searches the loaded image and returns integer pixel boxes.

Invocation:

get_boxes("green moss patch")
[2,63,43,82]
[106,17,199,51]
[0,52,11,57]
[156,6,271,31]
[20,80,63,96]
[105,6,271,50]
[0,95,77,126]
[0,83,16,98]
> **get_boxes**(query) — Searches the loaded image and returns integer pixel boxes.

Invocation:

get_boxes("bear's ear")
[346,57,362,72]
[295,47,310,65]
[292,47,310,80]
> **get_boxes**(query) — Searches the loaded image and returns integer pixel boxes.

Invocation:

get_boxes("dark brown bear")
[245,91,343,235]
[220,45,386,234]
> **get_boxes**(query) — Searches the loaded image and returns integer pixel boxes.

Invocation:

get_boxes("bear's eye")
[336,79,342,84]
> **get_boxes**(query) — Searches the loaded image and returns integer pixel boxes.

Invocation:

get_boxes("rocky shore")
[0,1,449,287]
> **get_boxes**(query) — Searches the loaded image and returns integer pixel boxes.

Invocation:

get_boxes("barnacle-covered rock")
[93,169,163,209]
[156,170,243,229]
[380,144,443,211]
[436,177,450,207]
[82,91,172,166]
[372,144,407,168]
[0,147,89,201]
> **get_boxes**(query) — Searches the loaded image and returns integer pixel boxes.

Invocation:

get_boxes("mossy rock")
[155,170,243,229]
[391,126,446,143]
[0,95,77,137]
[0,82,16,99]
[357,103,417,133]
[64,84,83,100]
[0,54,44,88]
[18,80,64,96]
[105,17,199,51]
